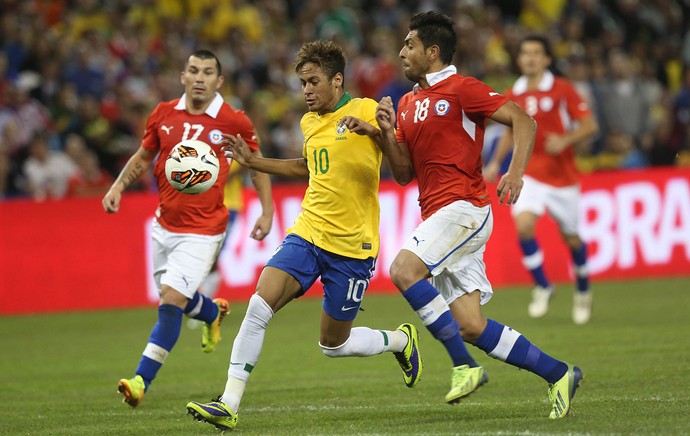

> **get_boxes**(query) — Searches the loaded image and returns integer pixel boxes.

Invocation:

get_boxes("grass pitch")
[2,277,689,435]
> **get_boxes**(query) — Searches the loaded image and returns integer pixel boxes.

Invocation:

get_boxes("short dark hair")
[294,40,346,82]
[519,35,553,59]
[409,11,457,65]
[188,49,222,75]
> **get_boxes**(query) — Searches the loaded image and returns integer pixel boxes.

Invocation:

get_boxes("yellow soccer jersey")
[288,94,382,259]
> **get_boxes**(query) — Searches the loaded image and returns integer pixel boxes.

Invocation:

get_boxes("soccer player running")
[374,12,582,419]
[102,50,274,408]
[484,35,598,325]
[185,40,422,432]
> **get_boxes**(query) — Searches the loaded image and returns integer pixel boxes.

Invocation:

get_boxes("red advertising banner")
[1,167,689,314]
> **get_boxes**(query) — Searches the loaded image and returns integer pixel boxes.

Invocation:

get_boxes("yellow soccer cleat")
[445,364,488,404]
[202,298,230,353]
[117,375,145,408]
[548,364,583,419]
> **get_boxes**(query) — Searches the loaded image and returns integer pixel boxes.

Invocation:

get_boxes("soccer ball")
[165,139,220,194]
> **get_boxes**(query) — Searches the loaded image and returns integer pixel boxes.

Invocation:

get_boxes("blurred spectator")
[594,49,655,162]
[21,132,78,201]
[1,0,689,201]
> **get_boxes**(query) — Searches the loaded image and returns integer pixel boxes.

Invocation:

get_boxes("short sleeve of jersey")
[141,104,163,153]
[563,81,591,121]
[231,109,260,152]
[456,76,509,116]
[395,94,411,143]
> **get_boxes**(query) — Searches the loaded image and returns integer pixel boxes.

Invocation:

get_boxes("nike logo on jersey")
[341,306,358,311]
[489,92,500,97]
[162,125,173,134]
[401,110,408,120]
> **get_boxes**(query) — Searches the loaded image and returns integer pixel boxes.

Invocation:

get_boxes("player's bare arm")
[248,148,274,241]
[489,100,536,205]
[222,133,309,178]
[544,114,598,155]
[102,146,156,213]
[374,96,414,185]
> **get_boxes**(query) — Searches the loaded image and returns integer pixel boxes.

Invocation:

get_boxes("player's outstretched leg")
[117,375,145,408]
[548,364,583,419]
[393,323,423,387]
[202,298,230,353]
[444,364,488,404]
[187,396,238,431]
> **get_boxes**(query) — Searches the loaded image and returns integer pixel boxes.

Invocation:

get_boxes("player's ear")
[333,72,343,89]
[216,74,225,90]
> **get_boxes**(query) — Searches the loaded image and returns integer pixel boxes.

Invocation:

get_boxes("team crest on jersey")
[539,97,554,112]
[434,99,450,116]
[336,122,347,136]
[208,129,224,145]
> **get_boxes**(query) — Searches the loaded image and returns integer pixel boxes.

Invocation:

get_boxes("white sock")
[320,327,407,357]
[223,294,274,411]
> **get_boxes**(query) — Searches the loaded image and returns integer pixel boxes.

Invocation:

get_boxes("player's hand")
[496,172,523,205]
[102,188,121,213]
[221,133,253,167]
[544,134,568,155]
[483,161,500,183]
[338,116,377,137]
[376,96,396,132]
[250,213,273,241]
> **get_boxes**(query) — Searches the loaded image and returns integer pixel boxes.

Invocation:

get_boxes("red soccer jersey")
[396,74,508,219]
[142,94,259,235]
[505,71,591,186]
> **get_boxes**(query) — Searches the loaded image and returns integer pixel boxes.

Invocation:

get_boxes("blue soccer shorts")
[266,234,377,321]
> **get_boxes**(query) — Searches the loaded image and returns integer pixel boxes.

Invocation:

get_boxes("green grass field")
[2,277,689,435]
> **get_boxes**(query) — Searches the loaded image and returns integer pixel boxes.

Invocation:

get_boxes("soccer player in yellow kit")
[186,40,422,432]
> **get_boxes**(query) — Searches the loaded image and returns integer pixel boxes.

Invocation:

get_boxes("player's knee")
[459,317,487,344]
[389,258,420,291]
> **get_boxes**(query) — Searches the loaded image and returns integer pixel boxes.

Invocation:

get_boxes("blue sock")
[519,239,550,289]
[402,280,477,367]
[135,304,184,391]
[571,244,589,293]
[475,319,567,383]
[183,291,219,323]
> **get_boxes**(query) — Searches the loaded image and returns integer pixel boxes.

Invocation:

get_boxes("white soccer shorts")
[402,200,494,305]
[511,175,580,235]
[151,220,225,299]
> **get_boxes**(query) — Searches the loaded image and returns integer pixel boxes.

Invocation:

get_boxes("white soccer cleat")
[528,286,553,318]
[572,291,592,325]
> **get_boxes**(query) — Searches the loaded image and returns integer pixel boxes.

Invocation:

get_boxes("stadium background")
[2,1,690,314]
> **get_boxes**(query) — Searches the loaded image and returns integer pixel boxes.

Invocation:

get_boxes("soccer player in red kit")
[484,35,598,325]
[375,12,583,419]
[102,50,274,408]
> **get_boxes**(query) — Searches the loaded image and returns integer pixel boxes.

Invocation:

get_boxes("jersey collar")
[331,91,352,112]
[512,70,555,95]
[413,65,457,93]
[174,92,224,118]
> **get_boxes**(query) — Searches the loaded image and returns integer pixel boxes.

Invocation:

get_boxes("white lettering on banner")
[378,187,422,275]
[580,190,616,275]
[581,178,690,274]
[219,196,301,286]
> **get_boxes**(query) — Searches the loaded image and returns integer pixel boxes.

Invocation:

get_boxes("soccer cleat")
[528,286,553,318]
[117,375,145,408]
[202,298,230,353]
[548,364,583,419]
[445,364,488,404]
[187,397,237,431]
[572,291,592,325]
[393,323,423,387]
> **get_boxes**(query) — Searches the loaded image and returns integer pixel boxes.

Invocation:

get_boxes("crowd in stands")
[1,0,690,201]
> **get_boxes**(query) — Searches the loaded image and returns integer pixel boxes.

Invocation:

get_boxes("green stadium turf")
[1,277,689,435]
